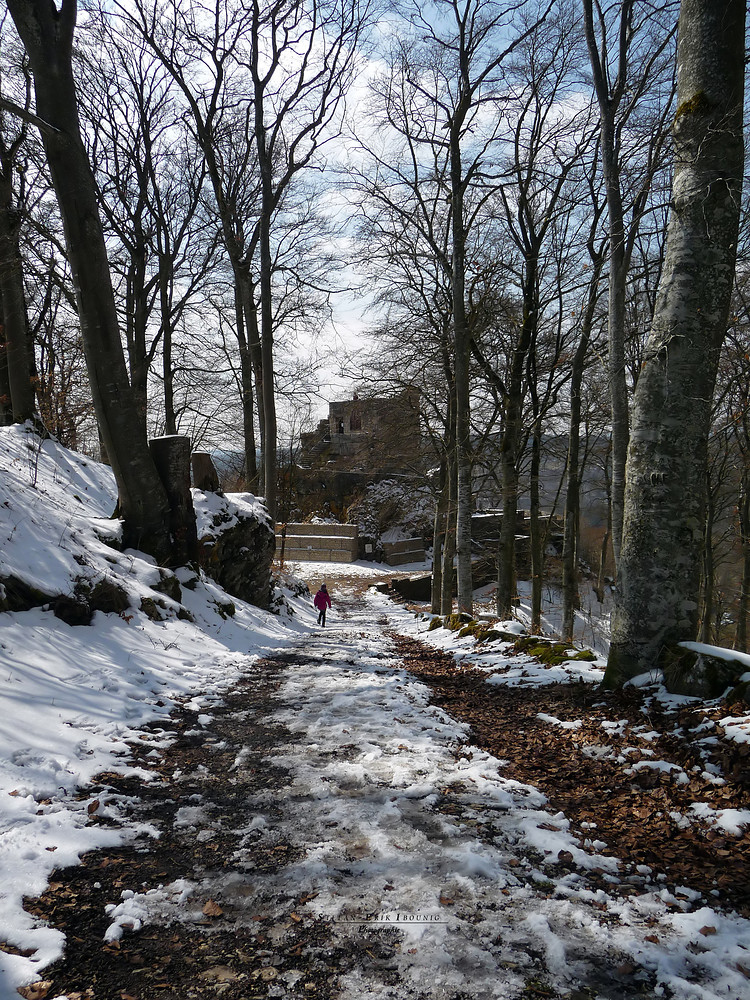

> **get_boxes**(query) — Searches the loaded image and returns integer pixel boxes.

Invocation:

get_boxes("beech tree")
[582,0,677,572]
[245,0,370,518]
[5,0,172,560]
[80,21,217,439]
[485,2,592,621]
[0,26,36,424]
[606,0,745,685]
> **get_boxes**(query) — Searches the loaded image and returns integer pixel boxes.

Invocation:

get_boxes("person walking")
[313,583,332,626]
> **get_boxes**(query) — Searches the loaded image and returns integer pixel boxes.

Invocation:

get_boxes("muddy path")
[14,575,750,1000]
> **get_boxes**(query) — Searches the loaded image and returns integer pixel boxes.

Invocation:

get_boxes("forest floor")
[16,573,750,1000]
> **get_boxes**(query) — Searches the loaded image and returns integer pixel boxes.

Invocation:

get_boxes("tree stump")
[191,451,220,492]
[149,435,198,567]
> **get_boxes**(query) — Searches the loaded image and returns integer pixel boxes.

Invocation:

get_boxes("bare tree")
[244,0,371,517]
[483,1,592,621]
[0,25,36,423]
[5,0,172,559]
[582,0,677,572]
[80,21,218,439]
[606,0,745,686]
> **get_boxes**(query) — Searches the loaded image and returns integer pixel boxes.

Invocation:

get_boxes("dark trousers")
[317,608,327,626]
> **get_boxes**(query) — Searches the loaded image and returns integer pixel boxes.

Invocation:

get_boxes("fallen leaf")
[87,800,100,815]
[557,850,574,864]
[17,982,53,1000]
[439,896,454,905]
[202,900,223,917]
[198,966,238,983]
[290,912,302,923]
[260,968,278,982]
[645,934,659,944]
[699,925,717,936]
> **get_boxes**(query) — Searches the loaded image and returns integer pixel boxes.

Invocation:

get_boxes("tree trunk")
[594,438,612,603]
[236,277,260,491]
[529,417,543,631]
[451,131,473,615]
[431,457,448,614]
[149,435,198,566]
[0,176,35,423]
[0,307,12,425]
[441,451,457,615]
[582,0,634,575]
[125,251,149,436]
[699,479,716,643]
[7,0,171,560]
[606,0,745,685]
[160,255,177,436]
[562,244,603,636]
[601,143,629,575]
[252,50,277,518]
[497,347,533,619]
[734,469,750,653]
[192,451,220,492]
[561,332,590,639]
[496,443,519,619]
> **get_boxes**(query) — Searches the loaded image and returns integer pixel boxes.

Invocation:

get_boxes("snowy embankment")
[0,426,304,993]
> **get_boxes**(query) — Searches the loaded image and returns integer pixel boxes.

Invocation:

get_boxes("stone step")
[282,547,355,563]
[277,536,357,553]
[385,549,425,566]
[276,522,357,538]
[382,537,424,555]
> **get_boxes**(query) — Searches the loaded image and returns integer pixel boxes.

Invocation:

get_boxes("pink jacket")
[314,589,331,611]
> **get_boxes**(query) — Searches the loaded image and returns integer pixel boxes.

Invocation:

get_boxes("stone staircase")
[276,523,358,563]
[382,537,425,566]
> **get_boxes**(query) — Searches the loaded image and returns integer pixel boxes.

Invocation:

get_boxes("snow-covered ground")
[0,426,304,994]
[256,597,750,999]
[0,425,749,999]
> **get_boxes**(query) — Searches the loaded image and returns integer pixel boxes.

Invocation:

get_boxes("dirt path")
[16,574,750,1000]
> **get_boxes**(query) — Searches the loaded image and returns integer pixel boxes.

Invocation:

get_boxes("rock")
[0,576,52,613]
[153,570,182,603]
[53,595,93,626]
[88,578,131,615]
[663,643,748,698]
[195,492,275,609]
[140,596,167,622]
